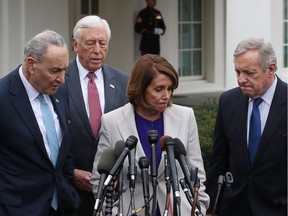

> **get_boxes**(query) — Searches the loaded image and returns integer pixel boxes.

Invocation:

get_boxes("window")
[178,0,203,78]
[81,0,98,15]
[284,0,288,68]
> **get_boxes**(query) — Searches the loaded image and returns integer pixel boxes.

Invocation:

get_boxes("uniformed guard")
[135,0,166,55]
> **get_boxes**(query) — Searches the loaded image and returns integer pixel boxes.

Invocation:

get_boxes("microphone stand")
[191,178,200,216]
[212,172,234,216]
[163,151,171,216]
[117,168,124,216]
[212,175,224,216]
[105,178,115,216]
[128,148,137,215]
[179,179,193,206]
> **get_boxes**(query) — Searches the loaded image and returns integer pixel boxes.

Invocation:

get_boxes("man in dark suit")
[0,30,80,216]
[205,37,287,216]
[65,15,129,216]
[135,0,166,55]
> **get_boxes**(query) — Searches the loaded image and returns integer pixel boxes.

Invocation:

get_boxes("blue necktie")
[38,94,58,209]
[248,98,263,163]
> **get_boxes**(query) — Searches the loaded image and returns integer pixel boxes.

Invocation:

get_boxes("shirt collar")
[76,55,103,81]
[249,76,277,106]
[19,66,41,102]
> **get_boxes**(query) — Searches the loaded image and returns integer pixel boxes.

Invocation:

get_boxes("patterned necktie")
[38,93,58,209]
[248,98,263,163]
[88,72,102,137]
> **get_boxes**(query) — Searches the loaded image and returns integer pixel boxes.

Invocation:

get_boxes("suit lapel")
[9,70,49,159]
[253,79,287,166]
[49,94,67,167]
[103,65,116,113]
[65,60,93,136]
[157,107,181,176]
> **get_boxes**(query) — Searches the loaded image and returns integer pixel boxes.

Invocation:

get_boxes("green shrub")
[193,98,218,171]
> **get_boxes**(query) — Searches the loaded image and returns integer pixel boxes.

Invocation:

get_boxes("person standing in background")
[135,0,166,55]
[65,15,129,216]
[0,30,80,216]
[205,37,287,216]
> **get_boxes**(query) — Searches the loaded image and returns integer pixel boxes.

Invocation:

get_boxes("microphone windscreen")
[147,130,158,144]
[159,135,172,150]
[139,156,150,169]
[97,149,117,174]
[173,138,187,157]
[114,140,126,158]
[126,135,138,150]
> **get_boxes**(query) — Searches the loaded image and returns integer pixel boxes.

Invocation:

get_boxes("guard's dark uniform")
[135,6,166,55]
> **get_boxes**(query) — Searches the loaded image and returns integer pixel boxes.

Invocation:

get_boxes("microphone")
[104,136,138,189]
[173,138,195,196]
[147,130,158,178]
[163,137,181,206]
[139,156,150,216]
[93,149,117,216]
[147,130,158,216]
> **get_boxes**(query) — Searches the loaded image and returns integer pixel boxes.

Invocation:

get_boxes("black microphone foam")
[105,136,138,187]
[139,156,150,199]
[94,149,117,214]
[163,136,181,205]
[139,156,150,215]
[114,140,126,158]
[173,138,195,198]
[147,130,158,177]
[97,149,117,174]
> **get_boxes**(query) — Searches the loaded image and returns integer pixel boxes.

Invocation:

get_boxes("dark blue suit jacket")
[65,60,128,215]
[206,77,287,216]
[0,67,80,216]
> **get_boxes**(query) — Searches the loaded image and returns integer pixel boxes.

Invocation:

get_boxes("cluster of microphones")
[93,130,204,216]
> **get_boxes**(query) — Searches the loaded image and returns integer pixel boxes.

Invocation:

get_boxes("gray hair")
[73,15,111,43]
[233,37,277,71]
[23,30,67,63]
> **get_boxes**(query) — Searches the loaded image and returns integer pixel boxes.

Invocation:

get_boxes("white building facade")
[0,0,287,96]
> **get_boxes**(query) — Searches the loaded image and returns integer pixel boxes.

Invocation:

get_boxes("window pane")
[182,24,192,49]
[81,0,89,15]
[193,50,202,75]
[182,51,192,76]
[193,0,202,21]
[180,0,192,21]
[192,24,202,48]
[178,0,203,78]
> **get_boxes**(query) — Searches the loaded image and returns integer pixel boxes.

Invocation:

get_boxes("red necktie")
[88,72,102,137]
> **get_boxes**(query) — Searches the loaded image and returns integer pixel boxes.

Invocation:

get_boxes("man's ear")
[267,62,277,77]
[72,38,78,53]
[27,57,37,74]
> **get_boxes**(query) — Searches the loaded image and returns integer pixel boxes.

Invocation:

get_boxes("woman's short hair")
[127,54,179,108]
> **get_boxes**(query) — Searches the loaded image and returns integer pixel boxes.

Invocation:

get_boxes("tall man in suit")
[205,37,287,216]
[0,30,80,216]
[65,15,129,216]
